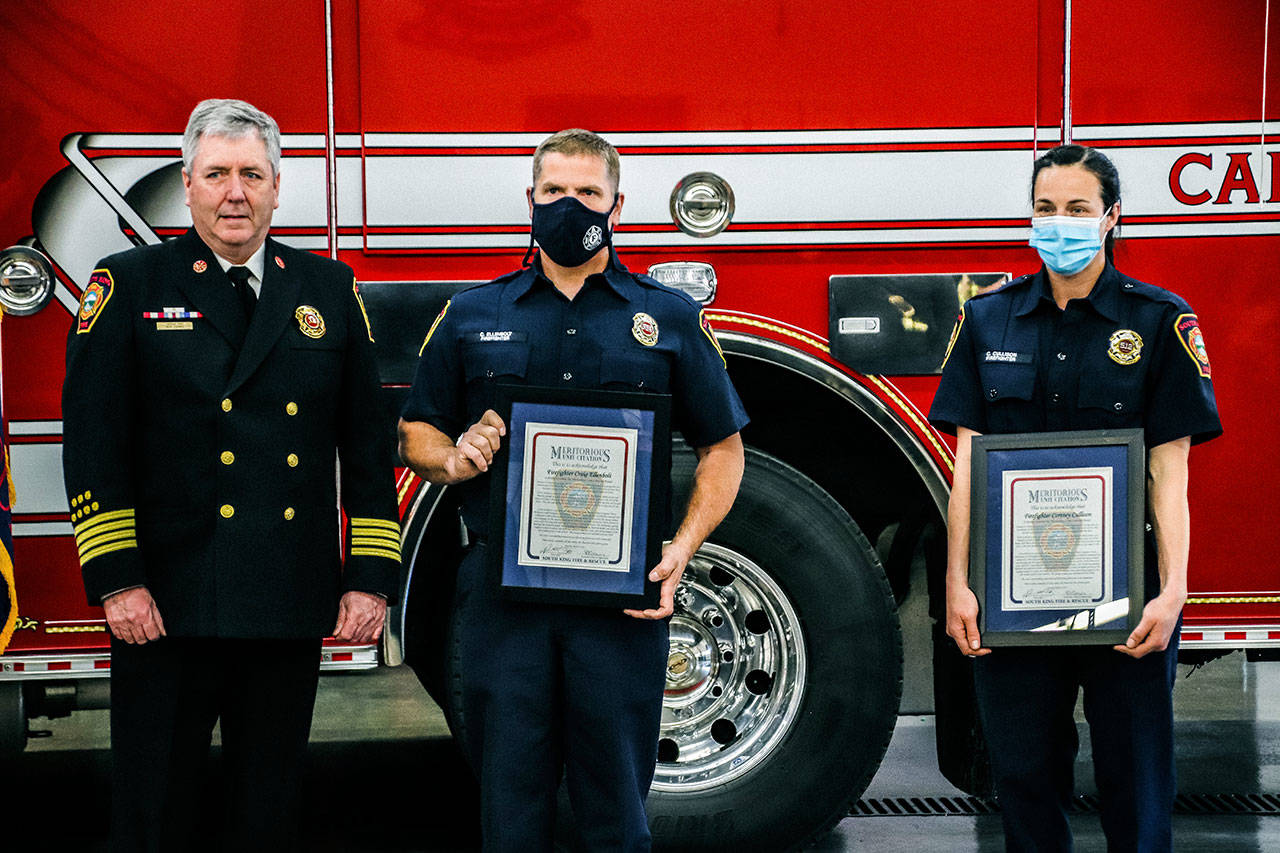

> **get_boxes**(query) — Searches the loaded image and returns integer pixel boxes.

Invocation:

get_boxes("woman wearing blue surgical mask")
[928,145,1222,852]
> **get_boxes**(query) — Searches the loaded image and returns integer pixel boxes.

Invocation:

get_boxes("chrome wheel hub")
[653,542,806,793]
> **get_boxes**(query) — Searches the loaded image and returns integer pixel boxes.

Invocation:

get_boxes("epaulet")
[632,272,703,309]
[491,267,525,285]
[451,269,522,299]
[971,273,1031,301]
[1116,274,1186,308]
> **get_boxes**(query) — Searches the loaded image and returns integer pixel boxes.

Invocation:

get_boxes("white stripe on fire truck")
[8,421,63,435]
[12,522,73,537]
[78,123,1280,153]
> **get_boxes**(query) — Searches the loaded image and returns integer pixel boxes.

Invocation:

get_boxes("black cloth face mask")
[525,194,618,268]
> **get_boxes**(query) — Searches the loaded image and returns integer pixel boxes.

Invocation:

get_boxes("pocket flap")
[462,341,530,381]
[977,363,1035,402]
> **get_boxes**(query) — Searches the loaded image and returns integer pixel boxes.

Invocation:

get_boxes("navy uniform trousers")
[109,636,321,852]
[455,544,669,852]
[974,626,1180,853]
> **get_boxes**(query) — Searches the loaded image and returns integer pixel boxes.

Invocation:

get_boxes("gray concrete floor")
[5,652,1280,850]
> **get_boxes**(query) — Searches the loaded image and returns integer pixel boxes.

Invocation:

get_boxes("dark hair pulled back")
[1031,144,1121,264]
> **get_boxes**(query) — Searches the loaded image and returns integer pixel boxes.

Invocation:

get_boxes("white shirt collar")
[212,242,268,290]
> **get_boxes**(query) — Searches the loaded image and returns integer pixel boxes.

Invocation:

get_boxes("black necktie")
[227,265,256,322]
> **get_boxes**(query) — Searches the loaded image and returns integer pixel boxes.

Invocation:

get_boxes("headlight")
[0,245,56,316]
[647,262,717,305]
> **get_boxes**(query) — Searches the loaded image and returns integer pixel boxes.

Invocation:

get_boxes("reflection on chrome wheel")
[654,542,804,792]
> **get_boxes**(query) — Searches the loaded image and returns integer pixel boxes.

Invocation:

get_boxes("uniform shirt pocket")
[600,349,672,393]
[1078,378,1144,421]
[462,341,531,382]
[977,362,1036,432]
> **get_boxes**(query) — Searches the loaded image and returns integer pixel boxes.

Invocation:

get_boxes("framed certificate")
[969,429,1145,646]
[488,384,670,608]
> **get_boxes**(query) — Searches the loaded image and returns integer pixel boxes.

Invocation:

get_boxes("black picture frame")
[969,429,1145,646]
[488,384,670,609]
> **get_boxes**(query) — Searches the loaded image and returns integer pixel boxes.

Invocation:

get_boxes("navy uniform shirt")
[402,252,750,535]
[929,264,1221,447]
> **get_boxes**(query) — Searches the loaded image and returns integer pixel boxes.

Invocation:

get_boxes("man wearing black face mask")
[398,129,748,850]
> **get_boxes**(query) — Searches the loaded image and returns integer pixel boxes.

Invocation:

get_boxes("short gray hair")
[182,99,281,176]
[532,129,620,195]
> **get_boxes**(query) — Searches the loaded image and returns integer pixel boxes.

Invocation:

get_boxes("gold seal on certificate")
[553,470,603,529]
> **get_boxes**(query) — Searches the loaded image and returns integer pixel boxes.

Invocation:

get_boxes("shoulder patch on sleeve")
[352,277,375,342]
[699,310,727,369]
[1174,313,1211,378]
[76,269,115,335]
[940,307,965,371]
[419,300,451,357]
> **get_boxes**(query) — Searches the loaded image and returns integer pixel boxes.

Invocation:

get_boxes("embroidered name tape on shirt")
[983,350,1031,364]
[465,331,529,343]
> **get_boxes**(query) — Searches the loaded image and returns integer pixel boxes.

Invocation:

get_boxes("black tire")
[0,683,26,756]
[646,445,902,851]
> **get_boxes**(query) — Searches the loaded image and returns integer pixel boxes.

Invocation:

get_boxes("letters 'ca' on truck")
[0,1,1276,848]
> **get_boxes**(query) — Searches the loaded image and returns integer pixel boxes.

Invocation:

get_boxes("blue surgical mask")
[526,195,617,268]
[1029,209,1112,275]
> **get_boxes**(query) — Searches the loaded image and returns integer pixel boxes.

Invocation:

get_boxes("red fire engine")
[1,0,1276,848]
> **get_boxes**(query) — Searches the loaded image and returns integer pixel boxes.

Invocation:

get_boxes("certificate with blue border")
[489,385,668,608]
[969,429,1145,646]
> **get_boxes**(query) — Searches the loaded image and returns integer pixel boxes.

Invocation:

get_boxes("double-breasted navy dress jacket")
[62,229,401,639]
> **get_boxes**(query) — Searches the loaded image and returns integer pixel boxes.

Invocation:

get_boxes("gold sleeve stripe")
[80,539,138,565]
[353,540,401,555]
[72,508,135,536]
[351,517,401,533]
[419,300,450,357]
[77,528,137,559]
[351,532,401,546]
[73,518,135,548]
[350,547,402,561]
[350,526,401,540]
